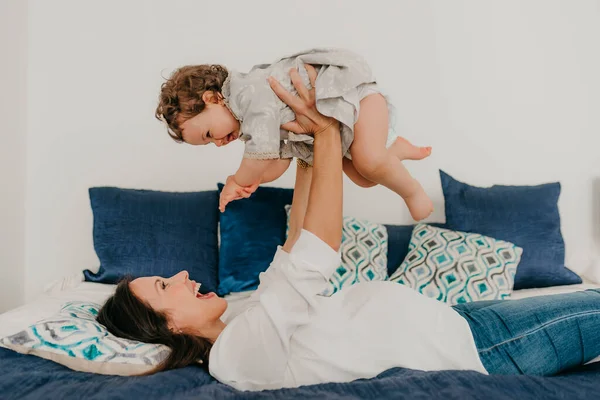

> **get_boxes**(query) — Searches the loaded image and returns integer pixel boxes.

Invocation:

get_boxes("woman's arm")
[302,126,342,252]
[268,65,343,251]
[282,165,312,253]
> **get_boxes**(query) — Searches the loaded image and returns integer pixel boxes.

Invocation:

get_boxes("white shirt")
[209,230,487,391]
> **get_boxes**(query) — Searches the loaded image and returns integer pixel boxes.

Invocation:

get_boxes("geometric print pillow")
[285,205,388,296]
[0,301,170,376]
[388,224,523,305]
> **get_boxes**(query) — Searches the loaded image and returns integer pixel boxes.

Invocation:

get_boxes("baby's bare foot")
[390,137,432,161]
[404,185,434,221]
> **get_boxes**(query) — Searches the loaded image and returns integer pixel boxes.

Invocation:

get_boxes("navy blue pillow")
[217,184,293,296]
[84,187,220,293]
[440,170,581,289]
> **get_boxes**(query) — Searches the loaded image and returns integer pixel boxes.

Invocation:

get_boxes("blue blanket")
[1,347,599,400]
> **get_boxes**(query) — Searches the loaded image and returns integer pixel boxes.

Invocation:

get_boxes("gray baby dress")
[221,48,397,165]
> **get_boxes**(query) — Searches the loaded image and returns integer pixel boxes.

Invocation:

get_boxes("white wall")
[22,0,600,301]
[0,0,28,311]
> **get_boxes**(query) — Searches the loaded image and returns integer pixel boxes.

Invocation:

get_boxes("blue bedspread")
[1,347,599,400]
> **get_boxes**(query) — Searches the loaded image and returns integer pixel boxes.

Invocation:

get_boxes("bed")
[3,175,597,398]
[2,276,600,400]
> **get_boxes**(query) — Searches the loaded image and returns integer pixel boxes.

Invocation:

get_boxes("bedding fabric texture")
[1,346,600,400]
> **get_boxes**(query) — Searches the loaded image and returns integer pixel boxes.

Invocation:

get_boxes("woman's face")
[130,271,227,335]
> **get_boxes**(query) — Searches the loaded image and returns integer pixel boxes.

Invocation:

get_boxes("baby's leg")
[389,136,432,162]
[343,158,376,188]
[351,94,433,221]
[343,137,430,188]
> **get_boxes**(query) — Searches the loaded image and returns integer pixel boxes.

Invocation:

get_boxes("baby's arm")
[234,158,291,187]
[233,158,275,187]
[219,158,275,213]
[219,158,292,212]
[260,159,292,184]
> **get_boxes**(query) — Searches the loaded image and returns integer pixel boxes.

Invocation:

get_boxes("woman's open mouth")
[193,282,215,299]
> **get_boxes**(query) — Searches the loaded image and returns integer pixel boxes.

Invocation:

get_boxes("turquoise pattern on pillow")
[388,224,523,305]
[0,302,168,366]
[285,206,388,296]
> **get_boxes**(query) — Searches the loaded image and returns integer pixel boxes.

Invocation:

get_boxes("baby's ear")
[202,91,218,104]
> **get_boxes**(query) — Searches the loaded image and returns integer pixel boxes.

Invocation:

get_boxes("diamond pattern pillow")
[388,223,523,305]
[285,205,388,296]
[0,302,169,376]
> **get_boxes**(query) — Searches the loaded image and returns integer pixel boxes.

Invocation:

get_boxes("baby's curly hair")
[155,65,229,142]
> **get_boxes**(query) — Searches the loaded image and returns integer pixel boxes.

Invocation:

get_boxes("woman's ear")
[168,319,183,334]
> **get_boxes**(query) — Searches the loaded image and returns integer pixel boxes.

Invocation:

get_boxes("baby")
[155,48,433,220]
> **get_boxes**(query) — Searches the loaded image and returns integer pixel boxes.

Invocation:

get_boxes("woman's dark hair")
[155,64,229,143]
[96,277,212,373]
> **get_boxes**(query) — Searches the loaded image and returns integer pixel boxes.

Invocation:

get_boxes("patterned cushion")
[0,302,169,376]
[285,206,388,296]
[388,224,523,305]
[384,223,446,276]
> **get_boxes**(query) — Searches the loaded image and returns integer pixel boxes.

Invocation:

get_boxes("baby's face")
[179,102,240,147]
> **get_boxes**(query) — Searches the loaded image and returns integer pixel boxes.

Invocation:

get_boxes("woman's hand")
[268,65,335,135]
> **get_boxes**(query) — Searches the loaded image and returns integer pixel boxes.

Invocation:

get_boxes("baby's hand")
[243,181,260,195]
[219,176,258,212]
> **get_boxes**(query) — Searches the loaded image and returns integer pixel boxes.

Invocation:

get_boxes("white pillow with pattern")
[0,301,169,376]
[389,223,523,305]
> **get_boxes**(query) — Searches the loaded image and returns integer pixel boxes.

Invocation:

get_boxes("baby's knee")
[353,151,388,179]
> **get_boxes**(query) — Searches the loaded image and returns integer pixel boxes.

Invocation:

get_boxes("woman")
[98,65,600,391]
